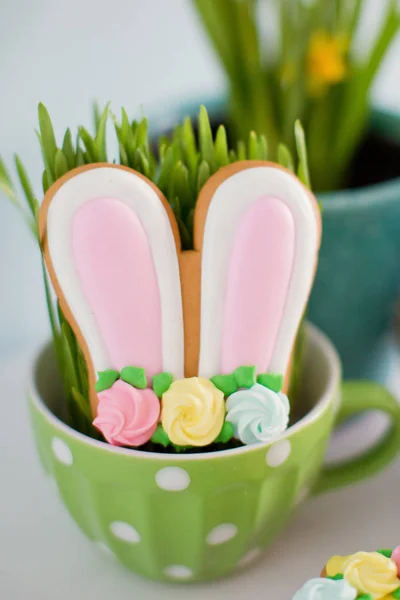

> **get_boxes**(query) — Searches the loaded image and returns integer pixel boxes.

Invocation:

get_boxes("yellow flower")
[161,377,225,447]
[307,30,348,96]
[326,552,400,599]
[326,555,348,576]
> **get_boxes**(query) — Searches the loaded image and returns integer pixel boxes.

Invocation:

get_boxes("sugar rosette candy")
[93,380,160,446]
[326,552,400,600]
[226,383,290,445]
[161,377,225,446]
[292,577,357,600]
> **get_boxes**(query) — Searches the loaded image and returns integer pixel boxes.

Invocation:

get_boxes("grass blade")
[136,117,149,148]
[62,129,76,169]
[364,0,400,89]
[54,149,69,179]
[198,105,215,170]
[295,120,311,188]
[192,0,239,80]
[78,127,100,162]
[278,143,294,172]
[182,117,198,174]
[134,148,150,178]
[71,388,92,424]
[15,155,36,216]
[171,160,192,209]
[93,102,101,132]
[42,170,49,193]
[214,125,229,167]
[157,146,174,191]
[95,103,110,162]
[36,130,54,188]
[0,156,16,201]
[40,256,64,375]
[0,156,36,233]
[237,140,247,161]
[76,147,85,167]
[248,131,259,159]
[118,141,129,166]
[228,149,237,162]
[197,160,210,194]
[258,135,268,160]
[38,103,57,179]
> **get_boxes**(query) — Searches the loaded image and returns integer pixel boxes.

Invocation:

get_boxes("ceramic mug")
[28,324,400,583]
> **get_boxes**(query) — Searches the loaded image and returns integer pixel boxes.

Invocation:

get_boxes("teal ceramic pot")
[29,324,400,582]
[308,109,400,379]
[152,100,400,379]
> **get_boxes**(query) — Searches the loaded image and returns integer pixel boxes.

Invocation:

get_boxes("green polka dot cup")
[28,324,400,582]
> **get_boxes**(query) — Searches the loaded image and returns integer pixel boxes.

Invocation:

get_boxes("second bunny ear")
[39,164,184,414]
[195,161,321,380]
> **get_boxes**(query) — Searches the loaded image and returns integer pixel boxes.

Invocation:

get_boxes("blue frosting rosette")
[292,577,357,600]
[225,383,290,445]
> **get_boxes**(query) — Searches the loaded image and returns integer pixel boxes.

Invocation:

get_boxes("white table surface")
[1,1,400,598]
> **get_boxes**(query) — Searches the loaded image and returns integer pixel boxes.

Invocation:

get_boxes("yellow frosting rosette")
[161,377,225,446]
[326,552,400,599]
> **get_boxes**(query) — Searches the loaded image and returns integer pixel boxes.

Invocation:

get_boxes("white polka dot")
[266,439,291,467]
[237,548,262,568]
[207,523,238,545]
[295,486,310,506]
[109,521,140,543]
[163,565,193,580]
[52,437,73,465]
[155,467,191,491]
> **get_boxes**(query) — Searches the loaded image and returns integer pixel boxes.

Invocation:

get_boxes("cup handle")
[312,381,400,495]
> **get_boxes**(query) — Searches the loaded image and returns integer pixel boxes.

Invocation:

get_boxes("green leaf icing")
[95,369,119,392]
[257,373,283,392]
[152,372,173,397]
[392,587,400,599]
[327,574,344,580]
[151,425,170,448]
[210,374,238,396]
[356,595,373,600]
[234,366,256,388]
[376,548,393,558]
[214,421,234,443]
[120,366,147,389]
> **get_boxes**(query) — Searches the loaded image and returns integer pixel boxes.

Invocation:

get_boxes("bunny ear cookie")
[39,164,184,417]
[39,160,320,449]
[194,161,321,386]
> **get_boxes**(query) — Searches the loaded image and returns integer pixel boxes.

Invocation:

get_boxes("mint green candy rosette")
[292,578,358,600]
[226,383,290,445]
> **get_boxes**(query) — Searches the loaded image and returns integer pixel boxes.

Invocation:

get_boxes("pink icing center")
[93,380,160,447]
[221,196,295,374]
[72,197,163,378]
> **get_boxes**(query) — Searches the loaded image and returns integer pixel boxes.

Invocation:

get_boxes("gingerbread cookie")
[39,161,320,448]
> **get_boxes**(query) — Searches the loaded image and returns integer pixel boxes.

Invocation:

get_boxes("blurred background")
[2,1,400,598]
[1,0,400,360]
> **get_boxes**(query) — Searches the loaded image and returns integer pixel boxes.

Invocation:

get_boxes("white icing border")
[198,166,319,378]
[47,167,184,378]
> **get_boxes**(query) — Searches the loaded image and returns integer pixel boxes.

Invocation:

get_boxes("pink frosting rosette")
[392,547,400,576]
[93,379,160,446]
